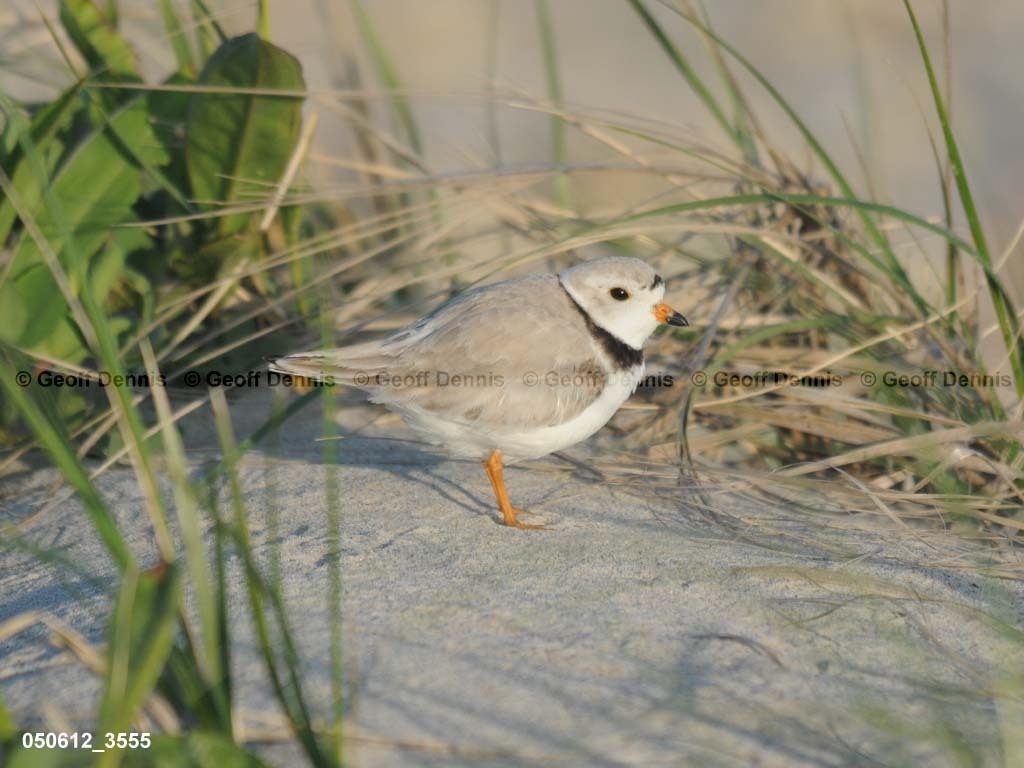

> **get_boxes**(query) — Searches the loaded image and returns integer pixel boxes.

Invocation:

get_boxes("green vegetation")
[0,0,1021,765]
[0,0,307,448]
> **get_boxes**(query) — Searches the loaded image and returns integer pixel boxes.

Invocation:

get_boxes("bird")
[271,256,688,529]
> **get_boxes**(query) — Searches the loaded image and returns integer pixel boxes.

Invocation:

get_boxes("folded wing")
[271,275,607,428]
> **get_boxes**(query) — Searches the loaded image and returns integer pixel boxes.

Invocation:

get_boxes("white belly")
[394,364,643,462]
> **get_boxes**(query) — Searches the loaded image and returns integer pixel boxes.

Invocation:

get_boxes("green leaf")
[12,118,176,550]
[186,33,305,236]
[36,319,90,366]
[0,280,29,344]
[90,226,151,309]
[59,0,140,81]
[98,562,182,734]
[6,99,167,351]
[9,98,168,279]
[10,265,67,347]
[171,231,258,286]
[147,72,194,195]
[0,84,84,245]
[89,247,126,308]
[158,642,232,731]
[0,103,28,162]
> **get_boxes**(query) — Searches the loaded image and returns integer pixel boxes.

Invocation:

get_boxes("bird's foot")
[483,450,550,530]
[507,518,549,530]
[504,507,548,530]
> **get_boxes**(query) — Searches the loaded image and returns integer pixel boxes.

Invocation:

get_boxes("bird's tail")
[269,341,392,387]
[269,353,336,382]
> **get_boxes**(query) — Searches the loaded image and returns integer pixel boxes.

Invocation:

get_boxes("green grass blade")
[141,342,224,697]
[1,122,175,560]
[921,115,958,312]
[665,6,917,303]
[485,0,503,165]
[0,84,85,247]
[201,389,320,488]
[318,294,344,762]
[257,0,270,40]
[191,0,227,45]
[9,120,175,544]
[59,0,140,82]
[210,389,334,767]
[158,0,197,76]
[903,0,1023,395]
[349,0,422,154]
[83,90,191,211]
[691,0,759,165]
[98,562,182,754]
[627,0,737,148]
[212,486,234,732]
[0,353,134,572]
[534,0,571,209]
[938,0,958,312]
[903,1,991,266]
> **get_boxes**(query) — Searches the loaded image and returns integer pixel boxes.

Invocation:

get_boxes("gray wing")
[272,274,606,429]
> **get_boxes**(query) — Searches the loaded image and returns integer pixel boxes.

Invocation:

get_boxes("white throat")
[560,281,658,351]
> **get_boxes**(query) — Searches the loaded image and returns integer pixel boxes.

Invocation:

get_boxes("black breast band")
[558,280,644,371]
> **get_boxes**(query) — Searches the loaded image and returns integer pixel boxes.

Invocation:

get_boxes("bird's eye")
[609,287,630,301]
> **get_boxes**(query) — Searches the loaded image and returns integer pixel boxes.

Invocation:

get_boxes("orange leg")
[483,450,547,530]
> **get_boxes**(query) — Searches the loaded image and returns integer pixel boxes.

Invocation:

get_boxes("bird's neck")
[559,280,645,371]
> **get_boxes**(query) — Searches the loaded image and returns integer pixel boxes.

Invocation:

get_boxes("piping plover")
[271,256,688,529]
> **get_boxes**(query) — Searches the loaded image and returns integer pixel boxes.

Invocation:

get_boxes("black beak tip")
[668,312,689,327]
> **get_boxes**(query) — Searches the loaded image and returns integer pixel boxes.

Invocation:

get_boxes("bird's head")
[559,257,688,350]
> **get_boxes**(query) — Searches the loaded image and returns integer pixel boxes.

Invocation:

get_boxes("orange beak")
[653,302,689,327]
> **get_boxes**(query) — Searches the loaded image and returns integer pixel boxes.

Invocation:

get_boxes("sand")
[2,392,1022,766]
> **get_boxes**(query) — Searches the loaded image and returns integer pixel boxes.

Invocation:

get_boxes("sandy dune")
[3,394,1022,766]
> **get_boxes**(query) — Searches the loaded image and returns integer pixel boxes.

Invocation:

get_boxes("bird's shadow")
[249,419,594,528]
